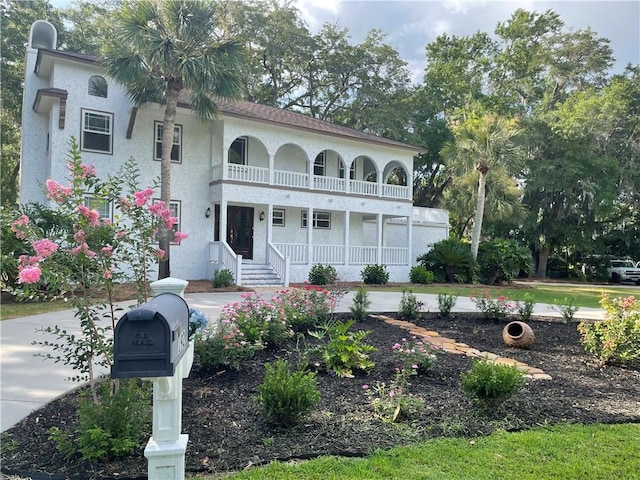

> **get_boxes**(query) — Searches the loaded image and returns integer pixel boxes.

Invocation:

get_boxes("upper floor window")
[83,195,112,220]
[88,75,107,98]
[154,122,182,163]
[339,160,356,179]
[81,109,112,154]
[313,152,325,176]
[229,137,247,165]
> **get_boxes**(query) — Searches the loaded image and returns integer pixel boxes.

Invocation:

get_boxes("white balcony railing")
[349,246,378,265]
[227,164,269,184]
[273,170,308,189]
[350,179,378,196]
[312,244,345,264]
[382,183,411,199]
[313,175,345,192]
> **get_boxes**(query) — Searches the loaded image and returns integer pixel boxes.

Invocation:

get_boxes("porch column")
[307,207,314,265]
[376,213,383,264]
[344,210,350,265]
[220,200,228,245]
[406,212,412,266]
[267,204,273,244]
[268,152,274,186]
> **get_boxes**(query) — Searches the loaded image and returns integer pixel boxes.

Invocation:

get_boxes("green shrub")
[578,294,640,367]
[516,293,536,322]
[364,369,424,422]
[361,264,389,284]
[48,379,151,461]
[308,264,337,285]
[350,285,371,321]
[212,268,234,288]
[273,286,333,332]
[477,238,533,285]
[437,292,457,319]
[460,359,525,410]
[470,288,517,319]
[257,359,321,426]
[409,265,434,284]
[398,288,424,321]
[416,238,475,283]
[309,319,377,377]
[195,322,263,370]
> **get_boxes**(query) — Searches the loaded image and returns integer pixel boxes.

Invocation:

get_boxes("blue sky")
[296,0,640,83]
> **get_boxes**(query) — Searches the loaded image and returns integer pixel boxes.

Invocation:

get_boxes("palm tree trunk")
[536,244,550,278]
[158,86,180,279]
[470,172,487,259]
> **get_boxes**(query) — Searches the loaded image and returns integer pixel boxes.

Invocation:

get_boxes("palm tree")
[442,113,523,259]
[102,0,245,279]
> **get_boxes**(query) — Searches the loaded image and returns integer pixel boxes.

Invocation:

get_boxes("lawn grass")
[371,283,638,309]
[190,423,640,480]
[0,299,72,320]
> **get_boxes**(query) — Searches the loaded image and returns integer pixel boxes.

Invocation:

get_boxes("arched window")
[88,75,108,98]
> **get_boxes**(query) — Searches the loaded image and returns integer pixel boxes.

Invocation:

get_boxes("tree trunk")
[535,244,550,278]
[470,172,487,259]
[158,86,180,280]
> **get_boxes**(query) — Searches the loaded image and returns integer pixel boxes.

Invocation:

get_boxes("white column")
[220,200,228,244]
[406,212,412,266]
[307,206,314,265]
[376,213,383,264]
[344,210,350,265]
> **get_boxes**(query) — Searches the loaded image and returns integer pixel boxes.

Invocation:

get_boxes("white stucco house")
[20,21,449,286]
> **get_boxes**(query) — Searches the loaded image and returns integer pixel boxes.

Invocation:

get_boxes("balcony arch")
[273,143,309,189]
[225,135,269,183]
[382,161,411,199]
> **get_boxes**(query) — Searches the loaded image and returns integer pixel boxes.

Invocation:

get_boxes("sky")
[294,0,640,83]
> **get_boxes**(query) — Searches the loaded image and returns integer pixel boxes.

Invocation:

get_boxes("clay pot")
[502,321,535,349]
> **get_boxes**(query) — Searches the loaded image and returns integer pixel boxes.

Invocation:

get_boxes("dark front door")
[227,206,254,259]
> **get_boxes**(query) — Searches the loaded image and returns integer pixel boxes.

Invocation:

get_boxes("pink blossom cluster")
[71,242,97,258]
[32,239,58,259]
[10,215,30,239]
[133,188,154,207]
[77,205,101,227]
[45,179,73,202]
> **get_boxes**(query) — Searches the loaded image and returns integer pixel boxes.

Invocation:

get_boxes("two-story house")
[20,20,449,286]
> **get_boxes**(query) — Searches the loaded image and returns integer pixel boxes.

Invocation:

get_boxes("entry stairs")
[241,262,284,288]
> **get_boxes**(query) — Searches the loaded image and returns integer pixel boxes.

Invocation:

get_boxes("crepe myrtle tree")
[102,0,246,278]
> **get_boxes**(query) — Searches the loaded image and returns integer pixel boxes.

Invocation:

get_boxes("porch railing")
[313,175,345,192]
[221,241,242,285]
[312,244,345,264]
[267,242,290,287]
[227,164,269,183]
[382,247,408,265]
[273,243,307,264]
[350,179,378,196]
[349,245,378,265]
[382,183,411,199]
[273,170,308,188]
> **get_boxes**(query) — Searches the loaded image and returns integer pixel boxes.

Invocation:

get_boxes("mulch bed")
[2,312,640,480]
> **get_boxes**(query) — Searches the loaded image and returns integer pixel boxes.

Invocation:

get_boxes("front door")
[227,206,254,259]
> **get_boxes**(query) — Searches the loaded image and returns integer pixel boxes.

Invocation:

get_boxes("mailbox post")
[111,288,194,480]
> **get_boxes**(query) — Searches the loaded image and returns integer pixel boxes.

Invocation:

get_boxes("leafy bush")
[437,292,457,319]
[476,238,533,285]
[516,293,536,322]
[309,319,377,377]
[212,268,234,288]
[460,359,525,410]
[552,296,579,322]
[398,288,424,321]
[409,265,434,284]
[417,238,475,283]
[272,285,333,332]
[578,294,640,367]
[470,289,517,319]
[48,379,151,461]
[363,369,424,423]
[350,285,371,321]
[308,264,337,285]
[361,264,389,284]
[257,359,321,426]
[392,337,439,372]
[195,321,263,370]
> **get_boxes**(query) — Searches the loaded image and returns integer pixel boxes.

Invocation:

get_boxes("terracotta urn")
[502,321,535,349]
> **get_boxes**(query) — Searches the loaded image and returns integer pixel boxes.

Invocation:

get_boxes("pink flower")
[18,266,41,284]
[10,215,30,239]
[173,231,188,242]
[70,243,96,258]
[392,343,401,350]
[362,384,369,390]
[100,245,114,256]
[148,202,165,215]
[165,216,178,229]
[102,269,113,279]
[133,188,154,207]
[74,230,87,243]
[45,179,73,202]
[32,239,58,259]
[77,205,100,227]
[389,391,395,398]
[115,231,127,239]
[412,364,418,369]
[155,248,165,259]
[79,163,96,179]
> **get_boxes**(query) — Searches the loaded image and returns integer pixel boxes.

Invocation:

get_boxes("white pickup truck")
[608,259,640,284]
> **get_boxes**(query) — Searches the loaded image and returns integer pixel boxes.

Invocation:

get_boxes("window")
[154,122,182,163]
[229,137,247,165]
[313,152,325,176]
[81,109,112,154]
[88,75,108,98]
[272,209,285,227]
[339,160,356,179]
[83,195,112,220]
[301,211,331,229]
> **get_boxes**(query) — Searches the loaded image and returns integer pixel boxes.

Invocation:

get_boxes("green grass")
[368,283,638,309]
[1,299,72,320]
[190,423,640,480]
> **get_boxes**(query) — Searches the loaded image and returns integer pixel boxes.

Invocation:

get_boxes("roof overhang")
[33,88,68,129]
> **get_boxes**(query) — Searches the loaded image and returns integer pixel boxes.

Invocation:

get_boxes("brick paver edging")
[371,314,552,380]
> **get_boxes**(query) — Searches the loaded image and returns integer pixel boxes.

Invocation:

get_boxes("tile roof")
[36,48,423,153]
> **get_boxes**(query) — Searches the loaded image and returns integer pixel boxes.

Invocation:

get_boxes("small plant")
[516,293,536,322]
[188,308,208,339]
[392,336,439,372]
[195,321,263,370]
[257,359,321,426]
[273,285,333,332]
[361,264,389,284]
[350,285,371,321]
[309,319,377,377]
[212,268,234,288]
[470,289,517,319]
[308,264,337,285]
[398,288,424,321]
[363,368,424,422]
[460,358,525,411]
[437,292,457,319]
[409,265,434,284]
[578,294,640,367]
[552,296,579,322]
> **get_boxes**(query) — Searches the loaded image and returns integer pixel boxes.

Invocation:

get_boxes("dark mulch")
[2,312,639,480]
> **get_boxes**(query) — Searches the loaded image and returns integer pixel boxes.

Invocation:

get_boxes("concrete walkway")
[0,289,606,432]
